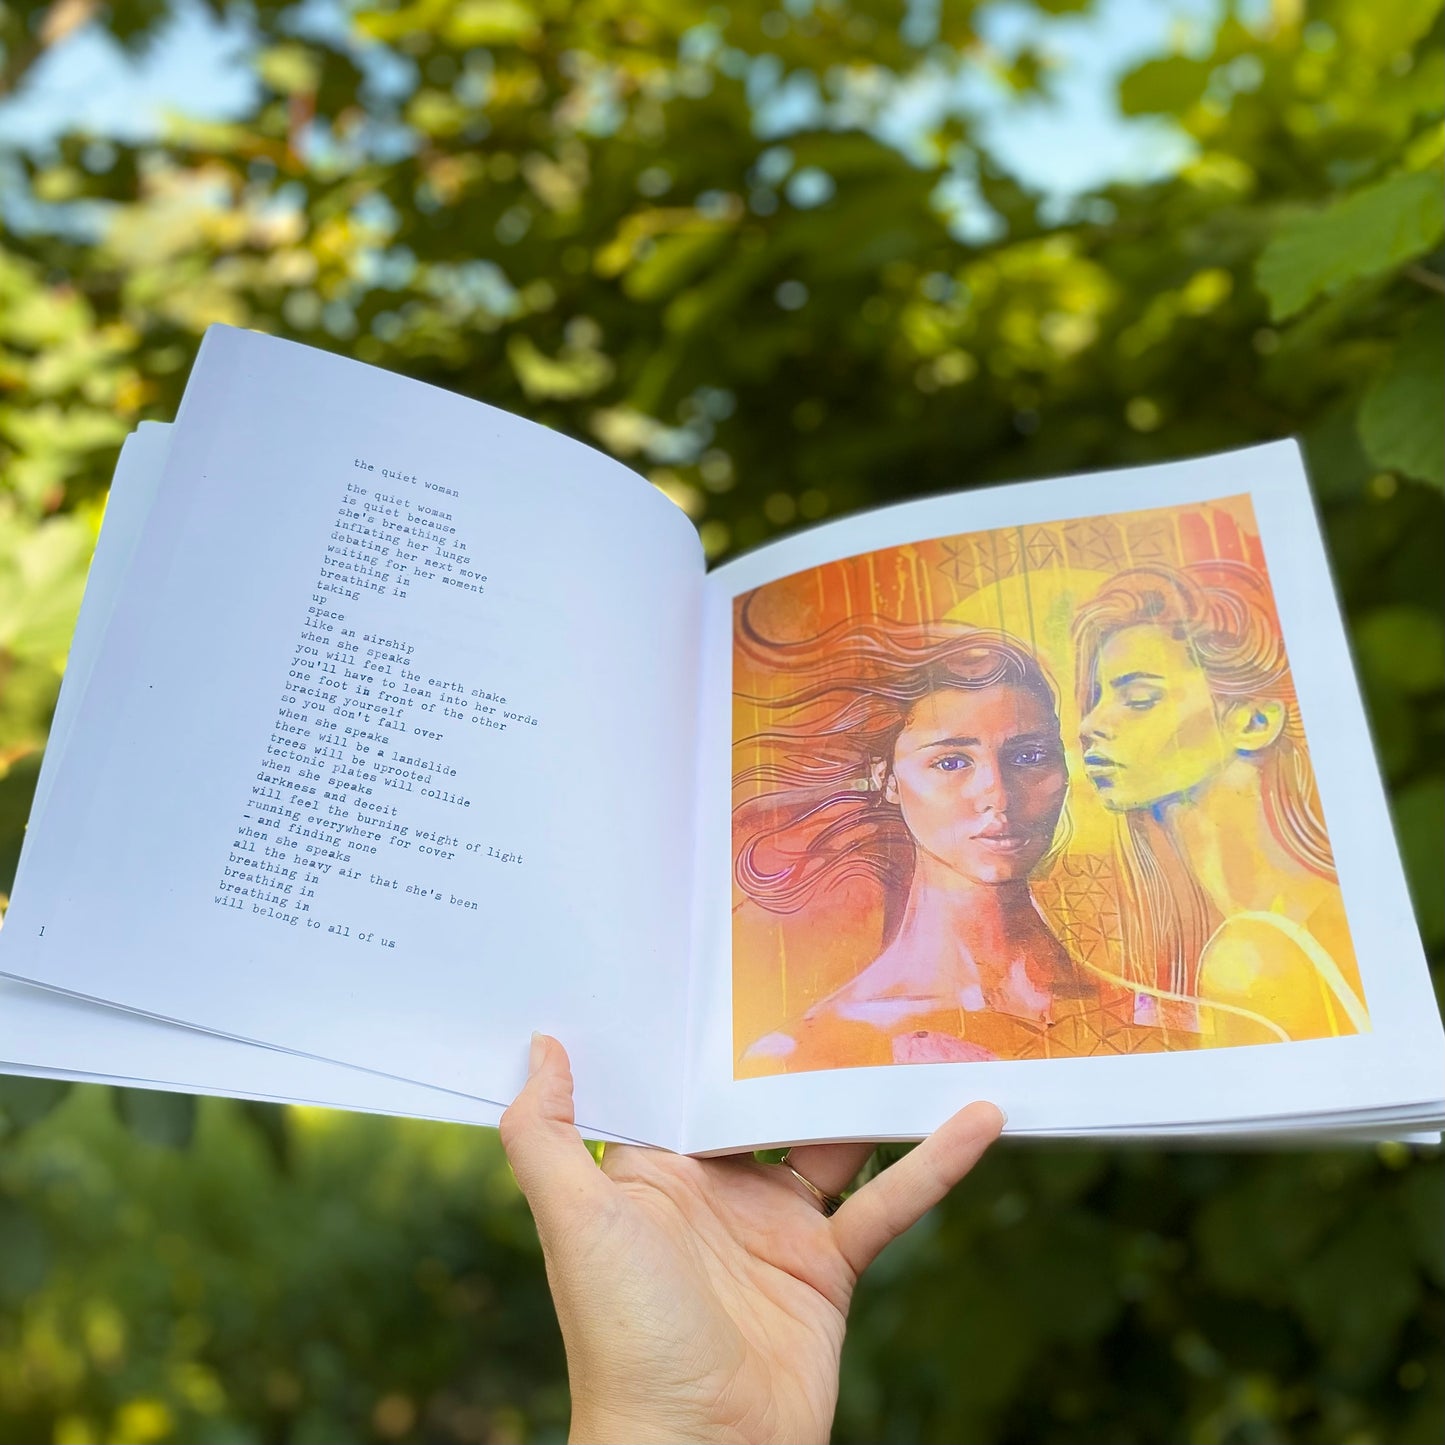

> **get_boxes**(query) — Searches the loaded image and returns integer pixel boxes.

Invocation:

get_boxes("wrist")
[569,1400,743,1445]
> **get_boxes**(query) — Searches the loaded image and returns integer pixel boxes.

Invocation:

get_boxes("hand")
[500,1034,1004,1444]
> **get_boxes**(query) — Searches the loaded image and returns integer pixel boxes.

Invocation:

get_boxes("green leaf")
[1340,0,1445,59]
[445,0,542,47]
[1359,309,1445,488]
[1355,604,1445,695]
[506,335,615,401]
[406,88,472,139]
[115,1087,197,1148]
[1118,55,1214,116]
[624,228,735,303]
[238,1099,292,1173]
[256,44,322,97]
[1196,1161,1349,1294]
[0,1074,71,1129]
[355,0,540,47]
[1359,671,1417,781]
[1392,778,1445,946]
[1401,1164,1445,1285]
[1256,171,1445,320]
[0,512,93,660]
[1302,399,1374,500]
[1290,1206,1421,1373]
[0,1198,49,1302]
[0,751,43,897]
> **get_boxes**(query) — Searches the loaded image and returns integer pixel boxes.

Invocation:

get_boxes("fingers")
[781,1141,876,1198]
[499,1033,607,1232]
[829,1102,1004,1277]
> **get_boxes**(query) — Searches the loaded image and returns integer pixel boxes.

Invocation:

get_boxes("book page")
[1,327,703,1146]
[4,423,1432,1151]
[1,421,651,1145]
[683,443,1443,1150]
[0,976,652,1146]
[29,423,168,821]
[2,983,1432,1144]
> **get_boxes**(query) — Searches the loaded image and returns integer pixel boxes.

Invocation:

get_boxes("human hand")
[500,1034,1004,1444]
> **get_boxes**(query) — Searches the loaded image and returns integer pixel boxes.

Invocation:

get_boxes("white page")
[0,976,504,1127]
[30,424,168,821]
[0,976,667,1144]
[0,326,704,1147]
[684,442,1445,1151]
[2,425,656,1144]
[1,982,1433,1143]
[1,1051,1431,1144]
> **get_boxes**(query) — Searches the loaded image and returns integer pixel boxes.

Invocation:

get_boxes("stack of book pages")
[3,328,1440,1150]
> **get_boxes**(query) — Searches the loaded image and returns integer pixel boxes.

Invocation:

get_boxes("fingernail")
[529,1031,546,1076]
[997,1107,1009,1128]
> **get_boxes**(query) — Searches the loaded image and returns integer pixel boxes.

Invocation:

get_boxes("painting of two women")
[731,497,1367,1077]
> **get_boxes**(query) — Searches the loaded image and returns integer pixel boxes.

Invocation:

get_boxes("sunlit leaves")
[0,1,1441,1441]
[0,1088,568,1440]
[405,88,472,139]
[1119,55,1214,117]
[255,44,322,98]
[1336,0,1445,59]
[0,512,93,661]
[505,332,614,399]
[1256,169,1445,321]
[359,0,542,48]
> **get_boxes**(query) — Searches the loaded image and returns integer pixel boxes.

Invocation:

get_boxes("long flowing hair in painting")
[1072,560,1335,1001]
[733,599,1071,944]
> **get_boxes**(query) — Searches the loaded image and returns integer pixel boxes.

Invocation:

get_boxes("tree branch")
[1404,263,1445,297]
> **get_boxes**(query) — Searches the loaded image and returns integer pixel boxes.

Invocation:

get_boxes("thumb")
[829,1101,1004,1277]
[499,1033,608,1233]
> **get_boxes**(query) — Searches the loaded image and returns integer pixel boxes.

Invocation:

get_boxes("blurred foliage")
[0,0,1442,1440]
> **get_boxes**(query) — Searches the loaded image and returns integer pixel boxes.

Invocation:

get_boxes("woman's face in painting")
[884,682,1067,886]
[1079,624,1279,810]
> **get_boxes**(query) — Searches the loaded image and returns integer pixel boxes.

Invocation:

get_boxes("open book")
[2,326,1441,1150]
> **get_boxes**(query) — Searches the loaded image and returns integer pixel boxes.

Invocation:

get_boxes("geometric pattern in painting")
[1125,515,1177,566]
[971,528,1022,586]
[1063,516,1127,571]
[935,536,978,588]
[1048,988,1154,1057]
[998,985,1165,1061]
[1035,854,1124,971]
[1031,852,1176,1057]
[1022,524,1066,569]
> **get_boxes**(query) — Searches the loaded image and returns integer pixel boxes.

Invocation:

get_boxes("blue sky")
[0,0,1222,200]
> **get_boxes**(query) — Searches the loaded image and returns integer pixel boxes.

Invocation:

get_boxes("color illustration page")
[683,443,1443,1150]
